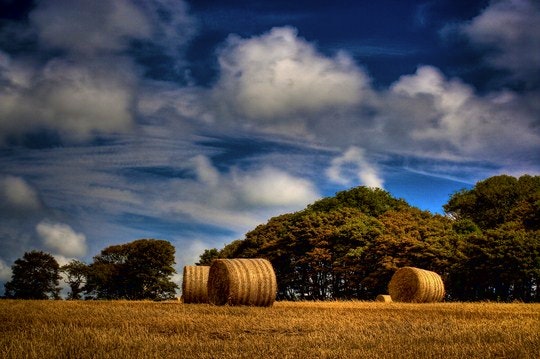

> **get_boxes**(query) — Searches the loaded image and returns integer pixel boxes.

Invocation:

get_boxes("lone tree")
[85,239,178,300]
[4,251,61,299]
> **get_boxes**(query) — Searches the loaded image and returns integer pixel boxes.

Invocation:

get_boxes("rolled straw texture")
[388,267,445,303]
[182,265,209,304]
[207,258,277,307]
[375,294,393,302]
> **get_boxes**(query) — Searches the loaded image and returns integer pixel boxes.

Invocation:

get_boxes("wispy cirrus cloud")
[155,155,320,231]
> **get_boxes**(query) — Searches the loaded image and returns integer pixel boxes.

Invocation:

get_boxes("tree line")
[3,239,178,300]
[198,175,540,302]
[3,174,539,302]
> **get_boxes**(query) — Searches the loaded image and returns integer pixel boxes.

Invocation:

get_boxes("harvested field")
[1,300,538,358]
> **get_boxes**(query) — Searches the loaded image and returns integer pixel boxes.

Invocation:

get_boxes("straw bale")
[388,266,445,303]
[375,294,393,302]
[182,265,210,304]
[207,258,277,307]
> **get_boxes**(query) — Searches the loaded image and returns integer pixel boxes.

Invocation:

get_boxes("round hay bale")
[182,265,210,304]
[207,258,277,307]
[388,267,445,303]
[375,294,392,302]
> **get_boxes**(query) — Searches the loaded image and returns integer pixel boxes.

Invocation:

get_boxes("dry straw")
[388,266,445,303]
[207,258,277,307]
[182,265,210,304]
[375,294,393,302]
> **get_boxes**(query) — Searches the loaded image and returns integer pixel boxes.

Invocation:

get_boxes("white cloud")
[36,220,87,258]
[160,199,261,231]
[213,26,369,121]
[192,155,220,187]
[326,147,384,188]
[30,0,152,55]
[155,155,320,231]
[0,56,136,142]
[0,176,41,210]
[235,166,320,207]
[461,0,540,83]
[0,259,12,281]
[0,0,198,143]
[367,65,540,168]
[51,254,73,267]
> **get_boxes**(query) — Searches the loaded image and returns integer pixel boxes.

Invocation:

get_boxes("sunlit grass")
[1,300,539,358]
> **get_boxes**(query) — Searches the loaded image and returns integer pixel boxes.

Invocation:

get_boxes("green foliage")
[450,228,540,301]
[307,186,409,216]
[196,248,220,266]
[85,239,178,300]
[200,179,540,302]
[4,251,61,299]
[444,175,540,230]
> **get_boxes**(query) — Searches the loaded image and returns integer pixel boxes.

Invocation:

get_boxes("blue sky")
[1,0,539,293]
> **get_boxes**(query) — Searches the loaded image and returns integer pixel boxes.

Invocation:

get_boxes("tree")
[196,248,220,266]
[444,175,540,230]
[85,239,178,300]
[61,260,89,300]
[307,186,409,216]
[4,251,61,299]
[451,226,540,302]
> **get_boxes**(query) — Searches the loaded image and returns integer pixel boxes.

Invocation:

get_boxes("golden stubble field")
[1,300,539,358]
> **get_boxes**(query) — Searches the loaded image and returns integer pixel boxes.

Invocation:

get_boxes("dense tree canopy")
[444,174,540,230]
[85,239,178,300]
[200,176,540,302]
[4,251,61,299]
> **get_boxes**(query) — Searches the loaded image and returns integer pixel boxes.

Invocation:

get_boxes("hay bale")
[207,258,277,307]
[182,265,209,304]
[375,294,392,302]
[388,267,445,303]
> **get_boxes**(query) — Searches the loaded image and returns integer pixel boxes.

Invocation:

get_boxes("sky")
[1,0,539,294]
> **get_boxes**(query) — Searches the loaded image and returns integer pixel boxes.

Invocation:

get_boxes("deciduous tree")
[85,239,178,300]
[4,251,61,299]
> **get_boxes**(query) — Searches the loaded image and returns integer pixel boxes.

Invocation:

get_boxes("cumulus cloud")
[0,55,136,142]
[29,0,195,57]
[0,176,41,210]
[326,147,384,188]
[0,259,12,281]
[30,0,152,55]
[461,0,540,84]
[234,166,321,207]
[366,65,540,167]
[213,26,369,122]
[36,220,87,258]
[0,0,198,143]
